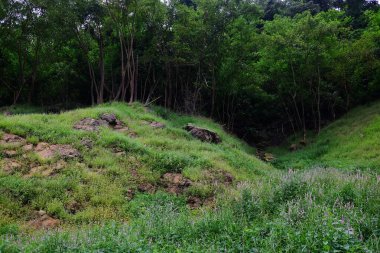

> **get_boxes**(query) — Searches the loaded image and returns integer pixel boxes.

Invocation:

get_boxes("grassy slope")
[0,102,271,227]
[270,101,380,170]
[0,103,379,252]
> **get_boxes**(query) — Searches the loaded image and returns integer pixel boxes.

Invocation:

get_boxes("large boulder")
[184,124,221,144]
[100,113,117,125]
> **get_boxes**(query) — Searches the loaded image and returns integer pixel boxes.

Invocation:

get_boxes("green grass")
[0,102,379,252]
[270,101,380,170]
[1,168,379,252]
[0,102,270,226]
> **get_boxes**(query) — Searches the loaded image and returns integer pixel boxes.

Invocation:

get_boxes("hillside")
[0,103,379,252]
[271,101,380,171]
[0,103,270,227]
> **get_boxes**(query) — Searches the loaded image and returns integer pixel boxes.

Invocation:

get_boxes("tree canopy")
[0,0,379,144]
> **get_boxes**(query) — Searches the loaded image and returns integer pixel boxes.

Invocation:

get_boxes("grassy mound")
[0,103,270,228]
[0,103,379,252]
[271,101,380,170]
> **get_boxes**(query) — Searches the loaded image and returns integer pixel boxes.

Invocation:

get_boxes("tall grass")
[1,168,378,252]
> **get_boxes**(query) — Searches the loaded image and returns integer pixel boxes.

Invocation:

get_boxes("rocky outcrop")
[73,118,108,132]
[35,142,80,160]
[74,113,128,132]
[184,124,221,144]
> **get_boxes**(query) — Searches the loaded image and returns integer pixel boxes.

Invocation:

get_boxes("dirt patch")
[28,210,60,229]
[35,142,80,160]
[161,173,192,194]
[184,124,221,144]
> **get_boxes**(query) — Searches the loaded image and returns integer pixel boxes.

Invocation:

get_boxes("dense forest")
[1,0,379,144]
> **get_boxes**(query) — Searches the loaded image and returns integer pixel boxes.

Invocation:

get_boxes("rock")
[138,183,155,193]
[289,144,298,152]
[35,143,80,160]
[184,124,221,144]
[54,160,67,170]
[28,211,60,229]
[3,111,12,116]
[0,133,26,146]
[223,172,234,184]
[80,138,93,149]
[66,201,81,214]
[150,122,165,129]
[256,150,275,162]
[55,144,81,159]
[161,173,192,194]
[26,166,53,177]
[128,132,138,138]
[187,196,202,209]
[3,150,17,157]
[299,139,307,146]
[35,142,55,159]
[100,113,117,125]
[22,144,34,152]
[74,118,108,132]
[2,159,22,172]
[126,189,135,200]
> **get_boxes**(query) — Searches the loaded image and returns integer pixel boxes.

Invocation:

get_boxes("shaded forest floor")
[0,103,379,252]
